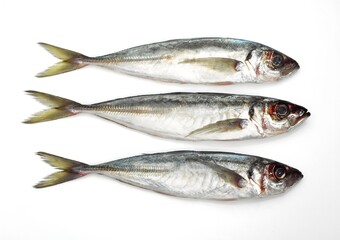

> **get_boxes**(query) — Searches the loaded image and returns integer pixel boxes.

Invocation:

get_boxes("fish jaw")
[288,107,311,127]
[284,168,303,189]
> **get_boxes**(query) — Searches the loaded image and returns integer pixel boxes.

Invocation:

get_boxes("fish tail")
[34,152,89,188]
[24,90,81,124]
[36,42,88,77]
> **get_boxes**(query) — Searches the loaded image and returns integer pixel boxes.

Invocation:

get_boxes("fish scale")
[25,91,310,140]
[36,38,299,84]
[34,151,303,200]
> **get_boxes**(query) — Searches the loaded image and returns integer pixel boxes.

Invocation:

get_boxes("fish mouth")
[297,111,311,122]
[292,169,303,184]
[295,62,300,70]
[285,168,303,188]
[295,169,303,180]
[281,58,300,77]
[290,109,311,126]
[291,57,300,70]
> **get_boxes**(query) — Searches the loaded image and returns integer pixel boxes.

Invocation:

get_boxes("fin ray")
[180,58,241,73]
[34,152,88,188]
[24,91,80,124]
[195,159,246,188]
[214,166,246,188]
[36,43,88,77]
[187,119,248,137]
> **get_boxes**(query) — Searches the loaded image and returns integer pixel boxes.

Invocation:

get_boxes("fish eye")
[274,166,286,180]
[271,54,284,68]
[276,103,289,117]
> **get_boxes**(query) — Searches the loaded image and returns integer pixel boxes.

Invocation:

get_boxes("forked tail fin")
[36,43,88,77]
[34,152,89,188]
[23,90,81,123]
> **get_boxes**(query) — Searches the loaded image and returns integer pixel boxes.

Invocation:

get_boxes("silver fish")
[24,91,310,141]
[36,38,299,84]
[34,151,303,200]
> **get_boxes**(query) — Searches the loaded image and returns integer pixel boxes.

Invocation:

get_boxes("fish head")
[253,99,310,136]
[249,47,299,82]
[260,161,303,196]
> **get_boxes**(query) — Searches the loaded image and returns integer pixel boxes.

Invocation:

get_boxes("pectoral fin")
[197,160,246,188]
[180,58,242,73]
[187,119,248,137]
[216,166,247,188]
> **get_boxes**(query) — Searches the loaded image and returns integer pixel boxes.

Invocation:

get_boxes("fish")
[34,151,303,200]
[36,38,299,84]
[24,91,310,141]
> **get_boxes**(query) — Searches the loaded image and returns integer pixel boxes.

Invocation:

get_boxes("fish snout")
[296,107,311,123]
[291,168,303,185]
[282,57,300,77]
[289,105,310,126]
[285,167,303,189]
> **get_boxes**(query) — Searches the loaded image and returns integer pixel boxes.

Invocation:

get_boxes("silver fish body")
[35,151,303,200]
[37,38,299,84]
[25,91,310,141]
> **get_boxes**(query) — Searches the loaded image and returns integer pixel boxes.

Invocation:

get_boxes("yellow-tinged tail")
[24,90,81,123]
[36,43,88,77]
[34,152,89,188]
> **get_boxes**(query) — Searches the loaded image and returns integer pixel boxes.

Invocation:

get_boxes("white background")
[1,0,339,239]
